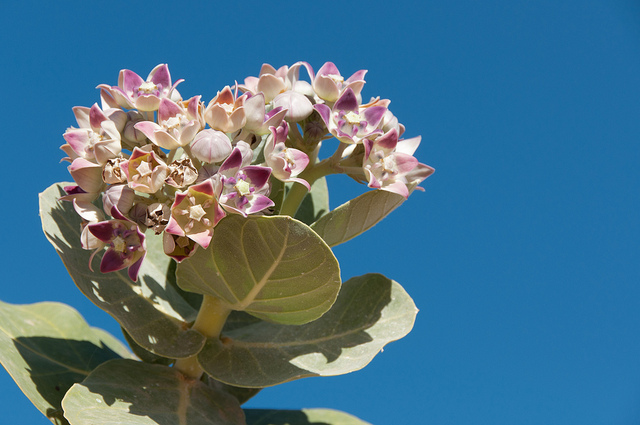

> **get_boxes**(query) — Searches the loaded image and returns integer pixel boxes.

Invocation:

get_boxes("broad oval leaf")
[205,376,261,406]
[177,215,341,325]
[62,359,245,425]
[309,184,416,247]
[198,274,417,387]
[39,183,206,358]
[0,299,133,424]
[244,408,372,425]
[121,327,173,366]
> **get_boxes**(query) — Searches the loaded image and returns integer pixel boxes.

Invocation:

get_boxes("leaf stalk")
[174,295,231,379]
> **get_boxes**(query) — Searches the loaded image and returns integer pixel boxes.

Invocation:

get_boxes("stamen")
[189,204,207,221]
[327,74,344,84]
[138,81,158,94]
[344,111,362,125]
[235,179,252,197]
[112,236,126,253]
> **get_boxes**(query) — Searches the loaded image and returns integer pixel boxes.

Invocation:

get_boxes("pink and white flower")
[264,123,310,189]
[212,146,274,216]
[239,62,315,103]
[87,207,146,281]
[73,199,104,252]
[134,96,203,150]
[165,180,226,249]
[243,93,288,135]
[68,157,105,194]
[98,64,183,112]
[363,129,434,198]
[204,86,246,133]
[163,232,198,262]
[62,104,125,164]
[312,62,367,103]
[120,147,169,193]
[314,87,387,144]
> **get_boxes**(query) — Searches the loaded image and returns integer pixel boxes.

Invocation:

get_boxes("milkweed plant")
[0,62,433,425]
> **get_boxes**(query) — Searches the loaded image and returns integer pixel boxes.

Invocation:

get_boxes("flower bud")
[102,184,135,216]
[123,111,149,146]
[273,91,313,123]
[190,129,232,163]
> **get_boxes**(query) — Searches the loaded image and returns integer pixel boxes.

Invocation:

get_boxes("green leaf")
[121,327,173,366]
[166,260,204,312]
[205,376,261,405]
[269,175,286,214]
[197,274,417,388]
[293,177,329,225]
[62,359,245,425]
[0,299,133,424]
[244,408,373,425]
[177,215,341,325]
[39,183,206,358]
[310,185,416,247]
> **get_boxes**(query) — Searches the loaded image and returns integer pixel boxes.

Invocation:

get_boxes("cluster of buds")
[61,63,433,280]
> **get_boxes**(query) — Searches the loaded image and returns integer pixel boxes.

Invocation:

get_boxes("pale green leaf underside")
[244,408,373,425]
[310,186,414,247]
[198,274,417,387]
[62,359,245,425]
[0,300,132,424]
[39,183,205,358]
[177,215,341,325]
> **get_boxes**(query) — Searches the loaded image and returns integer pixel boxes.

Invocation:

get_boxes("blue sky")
[1,1,640,424]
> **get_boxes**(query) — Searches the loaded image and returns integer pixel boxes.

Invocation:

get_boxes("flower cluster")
[61,63,433,280]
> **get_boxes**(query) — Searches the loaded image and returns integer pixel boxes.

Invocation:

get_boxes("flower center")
[344,111,363,125]
[85,130,103,154]
[189,204,207,221]
[235,179,251,197]
[138,81,158,94]
[220,103,235,115]
[136,160,153,177]
[327,74,344,84]
[112,235,126,253]
[382,156,398,175]
[164,115,182,130]
[370,150,398,180]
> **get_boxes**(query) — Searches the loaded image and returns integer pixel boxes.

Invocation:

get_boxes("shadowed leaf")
[62,359,245,425]
[269,176,285,214]
[39,183,206,358]
[0,300,132,424]
[121,327,173,366]
[205,376,261,405]
[198,274,417,387]
[294,177,329,225]
[244,408,372,425]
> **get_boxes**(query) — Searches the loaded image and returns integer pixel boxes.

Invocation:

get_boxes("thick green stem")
[280,159,336,216]
[279,142,347,216]
[174,295,231,379]
[166,148,177,164]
